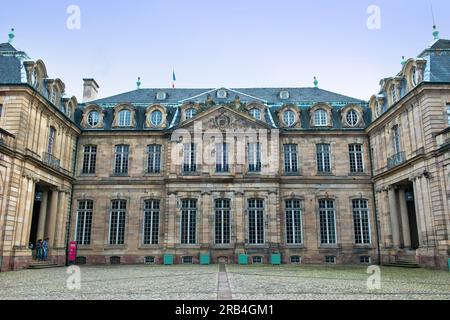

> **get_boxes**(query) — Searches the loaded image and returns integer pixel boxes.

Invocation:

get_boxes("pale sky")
[1,0,449,101]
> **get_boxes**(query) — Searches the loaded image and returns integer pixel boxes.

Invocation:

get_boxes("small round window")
[151,110,163,126]
[346,110,359,127]
[283,110,296,127]
[250,108,261,120]
[87,111,99,127]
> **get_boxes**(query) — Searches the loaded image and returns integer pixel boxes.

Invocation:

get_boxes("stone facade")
[0,38,449,272]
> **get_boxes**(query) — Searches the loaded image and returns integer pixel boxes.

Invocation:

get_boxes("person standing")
[42,238,49,261]
[36,240,42,261]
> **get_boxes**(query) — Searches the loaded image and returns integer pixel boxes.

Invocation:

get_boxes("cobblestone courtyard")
[0,265,449,300]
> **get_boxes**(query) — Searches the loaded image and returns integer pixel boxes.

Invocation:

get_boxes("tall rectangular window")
[181,199,197,244]
[353,199,371,245]
[316,144,331,174]
[447,104,450,126]
[82,145,97,174]
[285,199,303,245]
[215,199,231,244]
[76,200,93,245]
[284,144,298,174]
[248,143,262,173]
[248,199,264,244]
[47,127,56,154]
[109,200,127,245]
[114,145,129,175]
[0,104,3,119]
[349,144,364,173]
[147,145,161,174]
[216,143,229,173]
[183,143,196,173]
[143,200,160,245]
[319,199,337,244]
[393,126,401,155]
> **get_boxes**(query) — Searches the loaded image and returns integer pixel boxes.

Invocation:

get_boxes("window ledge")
[103,245,127,250]
[110,174,130,178]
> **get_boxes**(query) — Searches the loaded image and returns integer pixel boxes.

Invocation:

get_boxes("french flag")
[172,70,176,89]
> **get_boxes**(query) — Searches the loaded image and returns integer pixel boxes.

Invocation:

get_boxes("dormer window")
[186,108,197,120]
[412,66,417,86]
[346,110,359,127]
[88,111,99,127]
[32,68,38,88]
[280,90,290,100]
[156,91,167,100]
[151,110,163,126]
[283,110,296,127]
[250,108,261,120]
[50,88,57,105]
[118,109,131,127]
[217,89,227,99]
[314,109,328,127]
[391,86,398,104]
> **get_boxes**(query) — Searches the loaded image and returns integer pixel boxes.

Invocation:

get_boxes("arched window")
[250,108,261,120]
[118,110,131,127]
[346,110,359,127]
[47,127,56,154]
[150,110,163,126]
[185,108,197,120]
[283,110,296,127]
[88,111,99,127]
[314,109,328,126]
[412,66,417,86]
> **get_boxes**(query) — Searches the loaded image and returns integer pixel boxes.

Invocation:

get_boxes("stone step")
[383,263,421,269]
[28,261,61,269]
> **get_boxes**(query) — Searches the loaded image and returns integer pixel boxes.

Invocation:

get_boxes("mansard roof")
[0,56,22,84]
[92,87,365,106]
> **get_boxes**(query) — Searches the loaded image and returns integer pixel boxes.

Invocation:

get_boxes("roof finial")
[432,25,439,40]
[136,77,141,89]
[401,56,406,66]
[313,76,318,88]
[8,28,15,43]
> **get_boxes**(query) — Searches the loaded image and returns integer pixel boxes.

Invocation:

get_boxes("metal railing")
[387,152,406,170]
[42,152,61,170]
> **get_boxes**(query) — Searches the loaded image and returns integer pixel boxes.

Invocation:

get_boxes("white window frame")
[316,144,331,174]
[319,199,337,245]
[283,110,295,126]
[285,199,303,245]
[248,142,262,173]
[143,200,160,245]
[185,108,197,120]
[118,109,131,127]
[109,200,127,245]
[147,144,162,174]
[247,199,265,245]
[346,110,359,127]
[180,199,197,245]
[284,144,298,174]
[87,111,99,127]
[353,199,372,245]
[150,110,163,126]
[82,145,97,174]
[214,199,231,245]
[75,200,93,245]
[216,143,229,173]
[183,143,197,173]
[250,108,261,120]
[349,144,364,173]
[114,145,130,175]
[314,109,328,126]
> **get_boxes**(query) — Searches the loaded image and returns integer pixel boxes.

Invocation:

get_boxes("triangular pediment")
[172,105,273,132]
[179,87,267,104]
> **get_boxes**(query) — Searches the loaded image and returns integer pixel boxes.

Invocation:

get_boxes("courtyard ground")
[0,264,449,300]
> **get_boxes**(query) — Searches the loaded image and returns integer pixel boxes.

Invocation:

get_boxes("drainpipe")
[65,135,79,266]
[368,136,382,266]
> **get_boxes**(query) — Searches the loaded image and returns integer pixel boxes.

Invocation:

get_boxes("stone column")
[36,189,49,240]
[200,191,211,247]
[21,177,37,246]
[398,188,411,248]
[388,187,401,248]
[234,191,245,250]
[166,192,177,247]
[268,191,280,246]
[14,175,30,247]
[46,189,60,247]
[412,177,425,246]
[55,190,68,248]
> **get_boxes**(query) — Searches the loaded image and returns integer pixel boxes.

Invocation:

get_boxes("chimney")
[83,78,99,103]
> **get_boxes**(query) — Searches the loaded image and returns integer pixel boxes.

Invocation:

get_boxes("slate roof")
[92,87,365,106]
[0,43,18,52]
[0,56,22,84]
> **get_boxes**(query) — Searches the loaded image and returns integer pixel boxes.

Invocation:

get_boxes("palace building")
[0,34,449,271]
